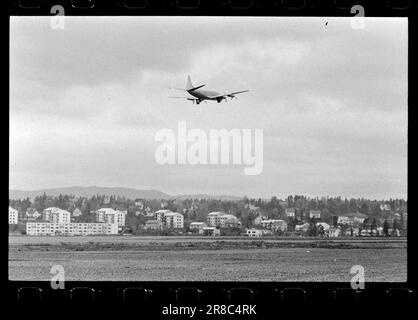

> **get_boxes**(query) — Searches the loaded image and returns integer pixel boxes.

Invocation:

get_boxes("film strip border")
[7,282,416,318]
[10,282,415,304]
[8,0,416,312]
[9,0,418,15]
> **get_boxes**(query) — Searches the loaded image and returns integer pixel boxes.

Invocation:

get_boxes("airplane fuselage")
[188,89,222,101]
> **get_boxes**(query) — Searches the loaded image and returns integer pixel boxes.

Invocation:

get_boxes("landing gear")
[217,98,222,103]
[196,100,200,105]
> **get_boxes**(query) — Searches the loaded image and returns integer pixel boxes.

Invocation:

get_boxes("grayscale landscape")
[10,17,407,282]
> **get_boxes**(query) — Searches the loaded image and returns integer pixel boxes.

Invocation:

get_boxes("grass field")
[8,235,407,282]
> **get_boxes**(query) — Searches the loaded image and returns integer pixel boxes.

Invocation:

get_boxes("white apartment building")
[96,208,126,227]
[26,222,118,236]
[153,210,184,229]
[207,212,239,228]
[207,212,222,226]
[154,209,172,221]
[163,212,184,229]
[9,206,18,224]
[42,207,57,221]
[222,214,240,227]
[42,207,71,224]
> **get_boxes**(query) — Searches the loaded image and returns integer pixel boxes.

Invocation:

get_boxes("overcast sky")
[10,17,407,199]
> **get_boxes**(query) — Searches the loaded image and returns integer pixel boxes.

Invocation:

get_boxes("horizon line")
[9,185,408,201]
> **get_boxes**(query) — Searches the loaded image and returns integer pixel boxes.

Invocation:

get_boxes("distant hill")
[9,187,243,201]
[9,186,170,200]
[173,194,242,201]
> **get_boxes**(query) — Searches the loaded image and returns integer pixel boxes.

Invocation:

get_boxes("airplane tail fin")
[186,75,193,90]
[186,75,206,91]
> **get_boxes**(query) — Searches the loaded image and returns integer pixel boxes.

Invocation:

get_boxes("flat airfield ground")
[8,235,407,282]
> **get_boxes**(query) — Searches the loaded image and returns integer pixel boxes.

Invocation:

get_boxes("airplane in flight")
[169,76,249,105]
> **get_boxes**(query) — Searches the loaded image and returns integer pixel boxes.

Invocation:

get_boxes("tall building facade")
[42,207,71,224]
[96,208,126,226]
[9,206,18,224]
[155,210,184,229]
[207,212,239,227]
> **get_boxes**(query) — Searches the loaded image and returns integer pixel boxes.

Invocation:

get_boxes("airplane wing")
[169,87,188,91]
[209,90,250,99]
[169,96,202,104]
[169,96,198,101]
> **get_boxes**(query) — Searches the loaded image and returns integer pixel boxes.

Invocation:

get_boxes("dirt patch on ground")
[9,238,406,252]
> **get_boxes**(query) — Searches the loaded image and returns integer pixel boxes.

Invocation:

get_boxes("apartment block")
[207,212,239,228]
[154,210,184,229]
[9,206,18,224]
[42,207,71,224]
[26,222,118,236]
[96,208,126,226]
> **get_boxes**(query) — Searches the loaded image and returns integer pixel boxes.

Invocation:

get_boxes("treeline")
[9,193,407,226]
